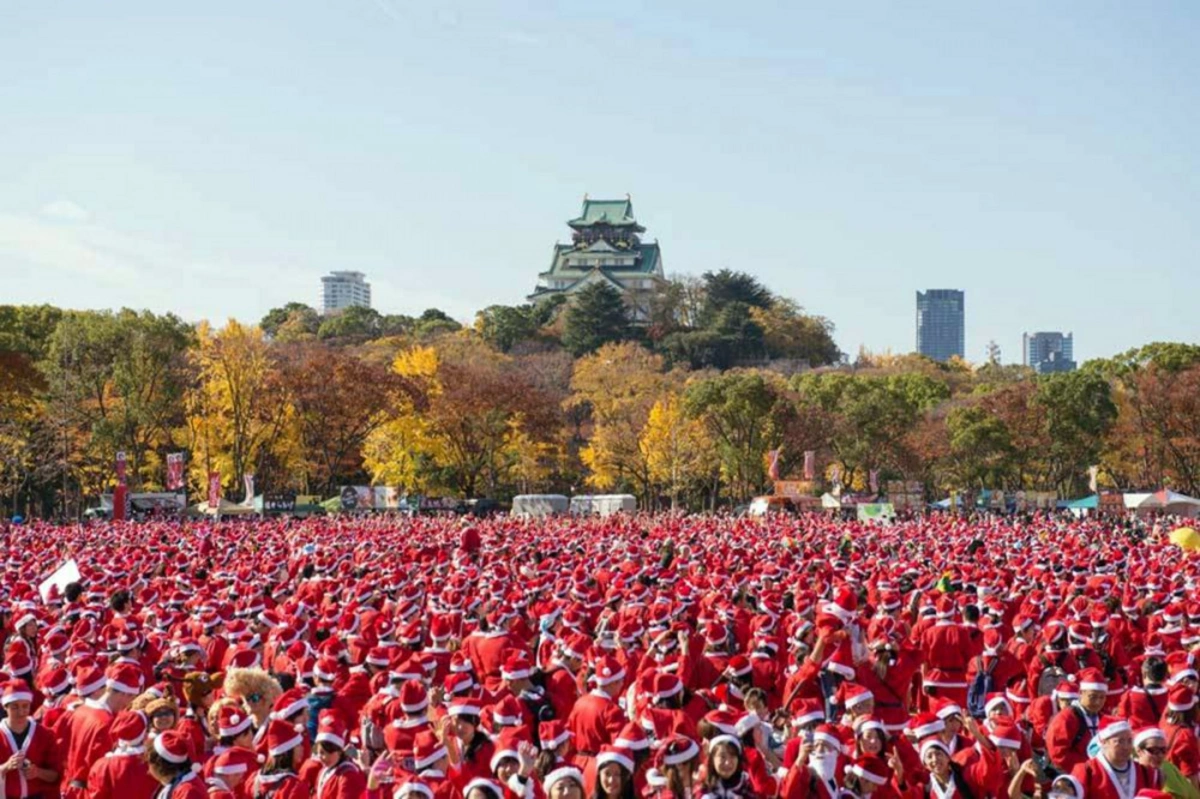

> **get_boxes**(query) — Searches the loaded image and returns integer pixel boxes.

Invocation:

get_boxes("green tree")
[561,283,631,357]
[683,371,784,501]
[317,306,383,342]
[260,302,319,338]
[699,269,772,326]
[1034,370,1117,494]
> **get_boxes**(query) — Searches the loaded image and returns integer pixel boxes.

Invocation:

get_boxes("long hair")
[664,760,695,799]
[263,748,297,774]
[701,742,744,794]
[591,763,636,799]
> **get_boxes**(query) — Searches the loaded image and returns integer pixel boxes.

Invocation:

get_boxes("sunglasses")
[1142,747,1167,755]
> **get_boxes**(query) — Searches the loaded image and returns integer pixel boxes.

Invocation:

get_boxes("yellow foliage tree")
[570,342,679,503]
[185,320,299,495]
[640,393,716,509]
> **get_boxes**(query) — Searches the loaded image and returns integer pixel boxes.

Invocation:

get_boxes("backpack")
[1036,655,1067,698]
[967,655,997,719]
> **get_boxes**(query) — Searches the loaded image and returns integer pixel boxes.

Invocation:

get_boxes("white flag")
[39,559,81,603]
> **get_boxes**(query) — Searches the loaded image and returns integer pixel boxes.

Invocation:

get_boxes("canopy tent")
[821,493,842,509]
[1125,490,1200,517]
[188,498,258,517]
[1067,495,1099,509]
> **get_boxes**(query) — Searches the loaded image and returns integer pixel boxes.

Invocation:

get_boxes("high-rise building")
[916,289,965,362]
[527,196,664,323]
[1023,331,1076,373]
[321,271,371,315]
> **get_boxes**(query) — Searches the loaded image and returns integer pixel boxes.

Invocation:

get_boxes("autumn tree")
[274,341,417,493]
[569,342,676,503]
[562,284,631,357]
[186,320,297,495]
[639,393,716,509]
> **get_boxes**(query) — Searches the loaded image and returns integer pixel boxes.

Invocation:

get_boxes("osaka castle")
[527,196,664,322]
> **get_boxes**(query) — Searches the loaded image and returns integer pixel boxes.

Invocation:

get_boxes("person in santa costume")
[1069,718,1161,799]
[566,656,626,791]
[62,662,142,797]
[146,729,206,799]
[644,736,700,799]
[0,679,59,799]
[313,709,366,799]
[445,698,496,790]
[1045,668,1108,774]
[205,747,258,799]
[85,709,159,799]
[251,719,308,799]
[1157,683,1200,789]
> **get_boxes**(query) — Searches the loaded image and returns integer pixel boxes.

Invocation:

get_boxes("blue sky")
[2,1,1197,363]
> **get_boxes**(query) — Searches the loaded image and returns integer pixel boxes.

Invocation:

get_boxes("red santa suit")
[1044,704,1098,774]
[0,716,60,799]
[86,744,159,799]
[1116,685,1167,730]
[543,664,579,723]
[1070,756,1161,799]
[920,617,975,708]
[63,699,117,792]
[315,760,367,799]
[251,772,309,799]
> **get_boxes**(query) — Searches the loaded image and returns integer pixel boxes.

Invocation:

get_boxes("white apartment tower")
[321,271,371,315]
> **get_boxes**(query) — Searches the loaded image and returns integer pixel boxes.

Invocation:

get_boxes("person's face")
[550,779,583,799]
[1102,732,1133,766]
[860,731,883,756]
[712,744,739,779]
[5,700,30,724]
[1138,739,1167,768]
[923,748,950,777]
[20,621,36,638]
[225,771,245,789]
[109,691,135,713]
[1079,690,1106,715]
[944,714,962,734]
[496,760,518,783]
[1000,747,1020,772]
[453,716,476,741]
[316,742,342,767]
[151,710,176,732]
[599,764,626,796]
[853,699,875,716]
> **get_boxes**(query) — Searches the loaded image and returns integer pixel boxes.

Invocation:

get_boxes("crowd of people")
[0,511,1192,799]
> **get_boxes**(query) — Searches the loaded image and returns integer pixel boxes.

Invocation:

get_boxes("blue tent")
[1066,494,1099,509]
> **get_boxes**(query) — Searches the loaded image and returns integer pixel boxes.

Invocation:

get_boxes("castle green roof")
[568,198,641,228]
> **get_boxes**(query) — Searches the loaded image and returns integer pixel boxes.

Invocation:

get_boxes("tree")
[274,341,417,493]
[261,302,319,338]
[42,309,194,492]
[317,306,383,342]
[640,393,716,509]
[699,269,772,326]
[1033,370,1116,494]
[475,298,563,353]
[749,298,842,366]
[569,343,675,503]
[683,371,786,501]
[561,283,631,357]
[186,320,297,494]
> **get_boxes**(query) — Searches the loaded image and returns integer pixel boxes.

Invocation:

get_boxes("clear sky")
[2,1,1197,363]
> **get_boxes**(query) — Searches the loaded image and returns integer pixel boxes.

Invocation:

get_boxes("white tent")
[820,493,842,509]
[1124,490,1200,517]
[511,495,568,518]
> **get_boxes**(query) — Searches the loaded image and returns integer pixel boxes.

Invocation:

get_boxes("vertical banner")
[166,453,185,490]
[766,449,781,482]
[830,464,842,496]
[869,469,879,494]
[803,450,816,481]
[243,473,255,504]
[207,471,221,509]
[1088,465,1099,493]
[115,451,128,485]
[112,484,128,521]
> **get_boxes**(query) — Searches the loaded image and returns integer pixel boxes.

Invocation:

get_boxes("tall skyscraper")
[321,271,371,315]
[916,289,965,362]
[1023,331,1076,373]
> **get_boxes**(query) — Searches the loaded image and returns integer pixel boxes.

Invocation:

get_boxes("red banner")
[208,471,221,508]
[803,451,815,481]
[112,485,127,521]
[166,453,185,491]
[766,449,781,482]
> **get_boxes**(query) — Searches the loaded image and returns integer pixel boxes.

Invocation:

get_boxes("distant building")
[527,196,664,322]
[1023,331,1076,373]
[321,271,371,315]
[916,289,965,362]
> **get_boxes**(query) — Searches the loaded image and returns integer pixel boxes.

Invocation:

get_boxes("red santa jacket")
[566,691,624,757]
[86,747,160,799]
[1044,704,1097,774]
[252,771,309,799]
[316,760,367,799]
[1069,756,1160,799]
[63,699,116,789]
[0,717,59,799]
[1116,685,1167,730]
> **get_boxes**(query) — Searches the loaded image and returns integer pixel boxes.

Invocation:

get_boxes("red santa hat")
[988,720,1023,750]
[314,709,348,750]
[724,655,752,679]
[540,720,573,750]
[909,713,945,739]
[791,698,826,728]
[265,718,305,757]
[1133,727,1166,750]
[491,695,524,728]
[106,662,143,695]
[848,754,892,786]
[596,745,635,773]
[811,724,847,754]
[653,672,683,701]
[490,728,525,771]
[212,747,259,777]
[412,730,448,770]
[501,652,534,682]
[1077,668,1108,694]
[655,735,700,767]
[447,697,483,718]
[217,704,254,739]
[837,682,874,711]
[111,709,149,748]
[933,698,963,720]
[1097,717,1132,742]
[591,656,626,688]
[400,680,429,714]
[542,768,585,796]
[0,680,32,706]
[918,736,950,760]
[270,688,308,721]
[1168,683,1196,713]
[985,693,1012,716]
[153,729,196,766]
